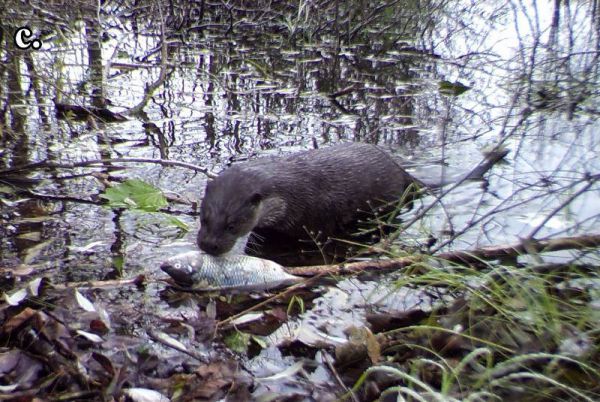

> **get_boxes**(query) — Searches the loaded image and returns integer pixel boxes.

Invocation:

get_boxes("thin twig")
[1,158,217,178]
[322,351,360,402]
[527,175,597,239]
[216,274,326,329]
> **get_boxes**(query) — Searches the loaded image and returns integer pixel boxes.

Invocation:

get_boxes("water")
[1,0,599,395]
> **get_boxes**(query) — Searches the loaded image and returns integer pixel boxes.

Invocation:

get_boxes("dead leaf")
[76,330,104,343]
[4,288,28,306]
[191,361,238,399]
[28,277,43,296]
[365,329,381,364]
[16,231,42,241]
[23,240,53,264]
[9,264,34,277]
[124,388,170,402]
[92,352,115,376]
[1,307,38,333]
[75,289,96,312]
[90,319,110,335]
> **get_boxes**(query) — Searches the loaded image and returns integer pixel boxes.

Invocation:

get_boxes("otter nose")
[198,237,222,255]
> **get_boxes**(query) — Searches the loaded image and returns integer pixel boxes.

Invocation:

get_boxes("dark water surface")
[1,0,599,397]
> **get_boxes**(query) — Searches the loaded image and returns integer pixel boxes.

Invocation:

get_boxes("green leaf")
[224,331,251,354]
[113,255,124,275]
[439,80,471,96]
[251,335,267,349]
[287,295,305,315]
[165,215,190,231]
[100,179,168,212]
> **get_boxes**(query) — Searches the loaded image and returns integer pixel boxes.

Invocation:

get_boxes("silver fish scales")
[160,250,302,291]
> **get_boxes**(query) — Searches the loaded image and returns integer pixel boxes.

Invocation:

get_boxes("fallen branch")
[0,158,216,178]
[436,233,600,264]
[287,256,418,277]
[52,275,147,290]
[46,235,600,295]
[286,233,600,276]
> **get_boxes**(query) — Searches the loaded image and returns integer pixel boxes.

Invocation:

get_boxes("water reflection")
[0,0,598,288]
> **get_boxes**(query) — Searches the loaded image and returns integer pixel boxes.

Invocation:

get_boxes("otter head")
[197,167,267,256]
[198,165,290,255]
[198,189,262,255]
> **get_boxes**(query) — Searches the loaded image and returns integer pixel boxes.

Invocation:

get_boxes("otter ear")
[249,193,262,205]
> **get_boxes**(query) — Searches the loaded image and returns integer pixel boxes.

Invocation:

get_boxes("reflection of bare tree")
[0,0,598,258]
[3,42,28,167]
[512,0,600,117]
[85,17,106,108]
[126,7,171,116]
[413,1,600,253]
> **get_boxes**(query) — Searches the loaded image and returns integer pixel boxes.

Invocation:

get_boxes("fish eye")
[174,263,181,269]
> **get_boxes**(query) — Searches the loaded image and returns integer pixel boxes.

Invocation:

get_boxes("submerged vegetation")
[1,0,599,400]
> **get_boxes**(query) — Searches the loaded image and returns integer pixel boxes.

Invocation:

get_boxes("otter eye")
[226,223,237,232]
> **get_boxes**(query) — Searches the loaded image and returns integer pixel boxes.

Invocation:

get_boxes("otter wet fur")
[197,142,418,264]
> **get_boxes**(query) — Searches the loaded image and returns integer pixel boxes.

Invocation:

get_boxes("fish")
[160,250,302,291]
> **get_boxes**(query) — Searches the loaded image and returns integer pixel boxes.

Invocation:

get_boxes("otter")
[197,142,419,264]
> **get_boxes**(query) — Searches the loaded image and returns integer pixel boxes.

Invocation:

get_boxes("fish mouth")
[160,262,194,286]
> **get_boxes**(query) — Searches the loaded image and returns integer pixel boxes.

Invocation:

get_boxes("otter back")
[197,142,418,264]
